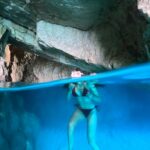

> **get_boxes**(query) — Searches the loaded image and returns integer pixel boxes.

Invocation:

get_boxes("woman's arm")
[67,70,83,100]
[87,81,99,96]
[87,81,101,103]
[67,83,75,101]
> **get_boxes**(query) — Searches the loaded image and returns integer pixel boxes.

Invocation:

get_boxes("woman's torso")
[72,83,96,109]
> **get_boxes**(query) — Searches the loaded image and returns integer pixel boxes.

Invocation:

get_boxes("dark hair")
[74,68,89,76]
[75,68,80,71]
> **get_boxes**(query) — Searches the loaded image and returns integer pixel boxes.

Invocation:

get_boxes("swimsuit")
[72,86,97,118]
[72,86,89,97]
[77,106,95,117]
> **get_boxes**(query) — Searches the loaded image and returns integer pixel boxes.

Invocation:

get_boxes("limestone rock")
[0,57,7,81]
[0,0,109,30]
[0,93,40,150]
[37,2,148,69]
[23,57,74,83]
[37,21,104,65]
[0,0,149,83]
[138,0,150,17]
[0,133,9,150]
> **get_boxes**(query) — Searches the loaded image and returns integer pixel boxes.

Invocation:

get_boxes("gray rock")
[10,132,26,150]
[20,112,40,140]
[0,0,109,30]
[37,20,106,69]
[0,0,149,83]
[0,133,9,150]
[0,57,7,81]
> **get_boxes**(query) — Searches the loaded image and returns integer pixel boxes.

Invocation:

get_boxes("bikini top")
[72,86,89,97]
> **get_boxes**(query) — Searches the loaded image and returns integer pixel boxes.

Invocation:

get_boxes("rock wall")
[138,0,150,59]
[138,0,150,16]
[0,57,7,82]
[2,44,74,83]
[37,0,148,69]
[0,93,40,150]
[3,45,36,82]
[23,57,74,83]
[98,0,148,68]
[0,0,150,83]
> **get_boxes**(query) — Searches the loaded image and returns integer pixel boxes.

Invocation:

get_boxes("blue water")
[0,63,150,150]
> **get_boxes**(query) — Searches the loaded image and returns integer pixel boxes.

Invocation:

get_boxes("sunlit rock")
[138,0,150,17]
[0,57,7,81]
[23,57,74,83]
[0,0,149,82]
[37,21,104,65]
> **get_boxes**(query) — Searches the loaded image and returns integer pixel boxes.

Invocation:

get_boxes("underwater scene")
[0,63,150,150]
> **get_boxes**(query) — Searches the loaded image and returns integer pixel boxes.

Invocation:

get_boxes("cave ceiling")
[0,0,117,72]
[0,0,114,31]
[0,0,148,73]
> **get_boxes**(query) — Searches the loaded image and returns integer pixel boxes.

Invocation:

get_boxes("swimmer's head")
[71,69,84,78]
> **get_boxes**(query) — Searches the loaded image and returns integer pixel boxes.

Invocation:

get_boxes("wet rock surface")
[0,93,40,150]
[1,44,75,83]
[0,57,7,81]
[23,56,74,83]
[0,0,150,82]
[138,0,150,17]
[139,0,150,59]
[0,0,110,31]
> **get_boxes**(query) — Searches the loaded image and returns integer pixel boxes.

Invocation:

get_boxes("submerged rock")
[10,132,26,150]
[0,133,9,150]
[20,112,40,140]
[0,93,41,150]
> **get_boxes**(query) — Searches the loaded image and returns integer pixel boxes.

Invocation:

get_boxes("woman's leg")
[68,108,84,150]
[87,109,100,150]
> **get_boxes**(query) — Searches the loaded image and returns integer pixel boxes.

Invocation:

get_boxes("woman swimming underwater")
[67,70,101,150]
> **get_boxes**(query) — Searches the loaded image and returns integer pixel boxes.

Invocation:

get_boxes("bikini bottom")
[77,106,96,118]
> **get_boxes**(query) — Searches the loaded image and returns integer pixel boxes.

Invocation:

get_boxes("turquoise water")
[0,63,150,150]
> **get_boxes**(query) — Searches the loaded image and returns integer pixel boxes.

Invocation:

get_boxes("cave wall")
[1,45,74,83]
[23,57,74,83]
[0,0,117,31]
[0,0,150,83]
[138,0,150,58]
[138,0,150,17]
[0,57,7,82]
[95,0,148,68]
[0,92,40,149]
[37,0,149,69]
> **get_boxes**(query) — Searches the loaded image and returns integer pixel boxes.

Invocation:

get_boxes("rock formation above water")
[0,0,150,83]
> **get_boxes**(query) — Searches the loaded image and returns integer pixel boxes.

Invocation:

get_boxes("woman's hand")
[69,83,75,89]
[67,83,75,101]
